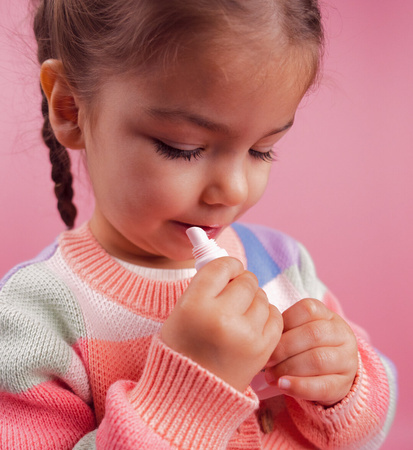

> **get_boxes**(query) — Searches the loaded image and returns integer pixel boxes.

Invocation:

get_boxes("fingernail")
[278,378,291,390]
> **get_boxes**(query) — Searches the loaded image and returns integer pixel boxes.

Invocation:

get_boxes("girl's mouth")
[173,222,223,240]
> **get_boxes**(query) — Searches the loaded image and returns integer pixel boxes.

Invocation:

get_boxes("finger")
[189,256,245,297]
[243,288,270,325]
[267,347,349,379]
[282,298,333,332]
[267,319,338,367]
[263,303,284,347]
[274,374,352,405]
[219,270,260,312]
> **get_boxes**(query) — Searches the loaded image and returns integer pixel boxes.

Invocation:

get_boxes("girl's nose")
[202,161,249,207]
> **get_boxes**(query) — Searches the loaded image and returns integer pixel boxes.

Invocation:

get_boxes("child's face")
[81,49,308,267]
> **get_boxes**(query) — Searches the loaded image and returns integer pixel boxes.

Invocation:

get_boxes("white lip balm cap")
[186,226,228,270]
[186,226,209,247]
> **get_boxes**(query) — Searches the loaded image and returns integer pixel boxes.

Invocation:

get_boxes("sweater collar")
[59,223,245,321]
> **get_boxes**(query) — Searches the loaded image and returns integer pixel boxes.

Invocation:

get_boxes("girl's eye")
[153,139,203,161]
[153,139,276,163]
[249,148,276,163]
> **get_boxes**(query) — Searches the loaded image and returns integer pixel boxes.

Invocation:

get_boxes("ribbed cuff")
[128,335,259,449]
[292,351,366,425]
[286,337,391,447]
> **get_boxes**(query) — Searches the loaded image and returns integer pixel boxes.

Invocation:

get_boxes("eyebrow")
[146,107,294,137]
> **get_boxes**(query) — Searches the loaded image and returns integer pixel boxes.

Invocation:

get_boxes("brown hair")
[32,0,324,228]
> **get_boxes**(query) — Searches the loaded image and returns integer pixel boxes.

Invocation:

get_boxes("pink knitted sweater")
[0,223,397,449]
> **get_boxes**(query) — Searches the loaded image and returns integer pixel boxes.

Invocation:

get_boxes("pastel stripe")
[46,249,162,341]
[262,273,304,313]
[241,223,300,270]
[232,223,282,286]
[1,381,95,449]
[0,264,85,394]
[0,240,58,289]
[379,353,398,438]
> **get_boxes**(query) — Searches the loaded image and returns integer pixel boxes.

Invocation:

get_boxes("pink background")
[1,1,412,447]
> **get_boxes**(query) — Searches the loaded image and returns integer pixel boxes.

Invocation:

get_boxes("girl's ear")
[40,59,85,150]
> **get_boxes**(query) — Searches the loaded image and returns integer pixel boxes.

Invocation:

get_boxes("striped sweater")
[0,222,397,449]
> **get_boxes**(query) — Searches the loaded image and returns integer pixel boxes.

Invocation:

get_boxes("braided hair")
[40,89,77,229]
[34,1,77,229]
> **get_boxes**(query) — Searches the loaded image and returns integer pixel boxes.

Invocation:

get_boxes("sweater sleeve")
[0,265,97,449]
[96,335,259,449]
[0,264,258,450]
[281,243,398,449]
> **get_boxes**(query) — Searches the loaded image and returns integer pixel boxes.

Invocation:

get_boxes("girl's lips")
[174,222,223,240]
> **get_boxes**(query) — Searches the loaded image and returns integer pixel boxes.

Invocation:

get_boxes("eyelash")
[153,140,203,162]
[153,139,276,163]
[249,149,276,163]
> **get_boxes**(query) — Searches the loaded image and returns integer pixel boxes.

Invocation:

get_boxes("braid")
[41,87,77,229]
[35,0,77,229]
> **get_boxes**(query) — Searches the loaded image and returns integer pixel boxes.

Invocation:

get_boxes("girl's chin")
[150,253,196,269]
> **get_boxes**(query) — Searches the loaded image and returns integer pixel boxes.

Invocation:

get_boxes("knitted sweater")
[0,222,397,449]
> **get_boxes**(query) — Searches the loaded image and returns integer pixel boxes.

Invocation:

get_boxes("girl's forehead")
[89,33,314,127]
[97,49,306,139]
[138,43,311,104]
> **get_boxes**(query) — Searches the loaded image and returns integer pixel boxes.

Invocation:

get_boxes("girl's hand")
[265,298,358,406]
[161,257,283,392]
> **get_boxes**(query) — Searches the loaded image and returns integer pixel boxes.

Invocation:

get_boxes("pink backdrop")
[1,1,412,447]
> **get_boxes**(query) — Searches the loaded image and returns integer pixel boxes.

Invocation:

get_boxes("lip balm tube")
[186,226,279,399]
[186,227,228,271]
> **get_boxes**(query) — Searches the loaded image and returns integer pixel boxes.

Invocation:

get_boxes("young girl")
[0,0,396,448]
